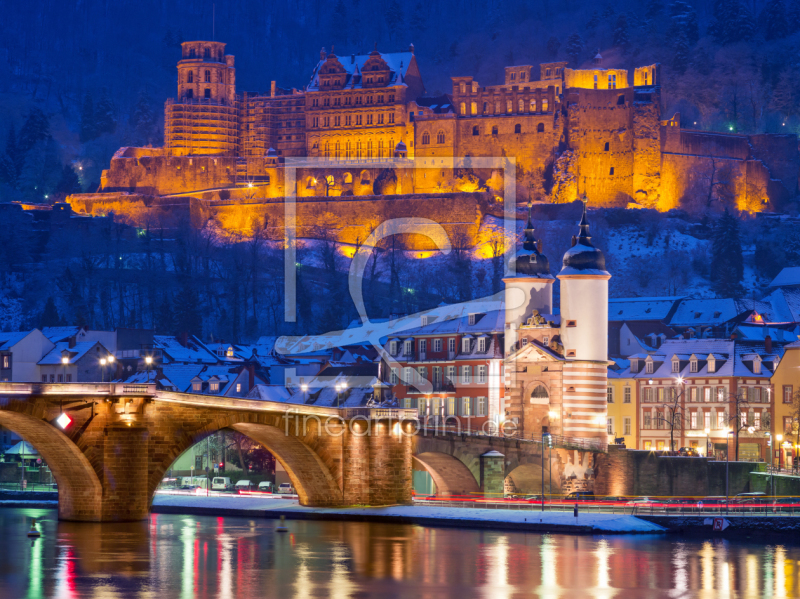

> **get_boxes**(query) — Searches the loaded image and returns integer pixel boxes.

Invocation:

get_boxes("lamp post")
[541,432,552,512]
[145,356,153,384]
[61,353,69,384]
[107,355,115,381]
[704,427,711,458]
[726,429,734,515]
[100,358,107,383]
[777,434,784,472]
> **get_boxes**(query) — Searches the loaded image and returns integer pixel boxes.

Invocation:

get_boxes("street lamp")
[726,429,735,514]
[145,356,153,383]
[100,358,107,382]
[60,354,69,384]
[107,355,115,381]
[541,432,552,511]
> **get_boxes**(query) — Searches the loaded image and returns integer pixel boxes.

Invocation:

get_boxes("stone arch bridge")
[0,384,605,522]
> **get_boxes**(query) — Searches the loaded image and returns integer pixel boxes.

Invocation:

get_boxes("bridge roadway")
[0,383,605,522]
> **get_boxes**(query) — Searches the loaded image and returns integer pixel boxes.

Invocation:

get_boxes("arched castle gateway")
[66,42,797,238]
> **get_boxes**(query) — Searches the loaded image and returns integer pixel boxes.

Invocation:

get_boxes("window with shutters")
[624,386,631,403]
[478,365,487,384]
[461,365,471,384]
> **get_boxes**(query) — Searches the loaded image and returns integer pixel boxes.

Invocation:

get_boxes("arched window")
[324,142,330,158]
[360,170,370,183]
[367,141,373,158]
[531,384,549,404]
[537,123,545,133]
[492,125,498,136]
[343,172,353,184]
[542,99,549,112]
[518,99,524,112]
[326,174,335,186]
[334,141,340,159]
[187,71,194,83]
[495,101,501,113]
[345,141,351,158]
[472,125,479,136]
[514,123,521,134]
[422,132,430,145]
[471,102,477,115]
[437,130,445,144]
[530,99,536,112]
[378,140,384,157]
[205,70,211,83]
[306,176,315,189]
[604,142,610,151]
[460,102,466,115]
[506,100,512,113]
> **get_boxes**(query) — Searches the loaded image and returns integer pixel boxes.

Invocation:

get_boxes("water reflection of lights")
[28,530,43,599]
[594,539,615,599]
[218,533,233,599]
[293,544,312,598]
[329,543,356,599]
[539,536,558,599]
[181,518,196,599]
[485,535,511,598]
[672,543,688,593]
[700,541,715,591]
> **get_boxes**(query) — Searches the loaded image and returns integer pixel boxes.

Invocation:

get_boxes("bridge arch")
[0,408,102,521]
[412,452,480,497]
[151,414,343,508]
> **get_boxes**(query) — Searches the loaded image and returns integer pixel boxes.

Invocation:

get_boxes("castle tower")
[503,203,555,356]
[165,41,239,156]
[557,199,610,439]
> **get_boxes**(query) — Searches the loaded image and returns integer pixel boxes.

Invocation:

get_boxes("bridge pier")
[100,423,150,522]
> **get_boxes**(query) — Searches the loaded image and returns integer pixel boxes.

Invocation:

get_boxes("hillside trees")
[710,209,744,297]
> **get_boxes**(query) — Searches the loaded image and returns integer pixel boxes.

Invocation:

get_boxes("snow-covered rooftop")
[770,267,800,288]
[608,297,682,322]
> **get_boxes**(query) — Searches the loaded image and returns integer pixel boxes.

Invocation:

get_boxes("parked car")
[211,477,233,492]
[678,447,701,457]
[257,481,274,493]
[565,491,596,501]
[277,482,295,494]
[235,480,255,492]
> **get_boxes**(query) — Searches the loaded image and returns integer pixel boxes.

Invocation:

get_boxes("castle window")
[514,123,521,134]
[343,172,352,184]
[186,89,193,99]
[506,100,512,113]
[189,49,196,58]
[546,68,551,76]
[472,126,479,136]
[530,99,536,112]
[204,48,210,59]
[437,131,445,144]
[492,126,498,136]
[204,70,211,83]
[542,99,548,111]
[593,74,598,89]
[644,72,648,85]
[483,102,488,113]
[388,113,394,123]
[459,82,466,94]
[204,89,211,99]
[471,102,477,115]
[518,99,524,112]
[609,167,614,175]
[609,74,617,89]
[604,142,609,151]
[510,73,516,80]
[537,123,545,132]
[187,71,193,83]
[521,72,526,81]
[360,170,370,183]
[460,102,466,115]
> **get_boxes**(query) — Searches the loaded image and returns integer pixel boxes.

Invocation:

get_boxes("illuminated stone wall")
[566,87,637,207]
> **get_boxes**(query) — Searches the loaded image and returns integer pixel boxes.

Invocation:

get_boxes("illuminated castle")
[68,41,799,237]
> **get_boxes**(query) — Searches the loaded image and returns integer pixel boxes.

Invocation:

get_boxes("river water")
[1,507,799,598]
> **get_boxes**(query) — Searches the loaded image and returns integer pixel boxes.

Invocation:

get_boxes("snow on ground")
[151,493,665,533]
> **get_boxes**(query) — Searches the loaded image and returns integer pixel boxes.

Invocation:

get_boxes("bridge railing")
[419,424,608,452]
[0,382,156,396]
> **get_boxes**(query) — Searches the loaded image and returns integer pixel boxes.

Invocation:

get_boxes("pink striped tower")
[557,199,610,441]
